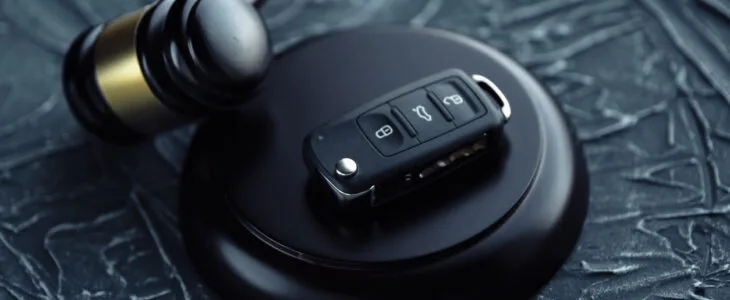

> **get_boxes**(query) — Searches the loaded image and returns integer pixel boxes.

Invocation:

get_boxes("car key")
[303,68,512,209]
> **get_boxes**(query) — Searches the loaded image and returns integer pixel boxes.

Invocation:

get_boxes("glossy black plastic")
[180,27,589,299]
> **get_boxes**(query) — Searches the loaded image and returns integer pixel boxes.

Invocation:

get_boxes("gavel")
[62,0,271,143]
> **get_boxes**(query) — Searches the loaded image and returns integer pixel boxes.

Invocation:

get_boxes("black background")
[1,0,729,299]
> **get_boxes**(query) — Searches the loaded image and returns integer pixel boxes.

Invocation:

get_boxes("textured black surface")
[0,0,729,299]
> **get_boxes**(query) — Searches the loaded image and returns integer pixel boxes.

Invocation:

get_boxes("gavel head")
[62,0,271,143]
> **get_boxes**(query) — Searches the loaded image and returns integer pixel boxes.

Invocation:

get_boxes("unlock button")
[427,81,485,126]
[391,89,455,142]
[357,104,419,156]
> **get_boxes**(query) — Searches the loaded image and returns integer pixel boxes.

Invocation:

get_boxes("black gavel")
[62,0,271,143]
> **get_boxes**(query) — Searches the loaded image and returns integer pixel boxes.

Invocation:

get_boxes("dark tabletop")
[1,0,730,299]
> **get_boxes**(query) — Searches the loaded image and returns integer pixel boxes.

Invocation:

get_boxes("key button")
[357,104,418,156]
[390,89,454,142]
[427,81,484,126]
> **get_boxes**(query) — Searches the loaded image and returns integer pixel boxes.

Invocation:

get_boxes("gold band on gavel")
[93,6,187,135]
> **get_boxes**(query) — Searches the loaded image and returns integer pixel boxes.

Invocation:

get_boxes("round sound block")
[179,26,589,299]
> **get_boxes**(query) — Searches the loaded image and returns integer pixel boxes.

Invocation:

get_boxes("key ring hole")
[472,74,511,121]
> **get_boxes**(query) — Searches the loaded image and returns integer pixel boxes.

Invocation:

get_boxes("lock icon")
[375,125,393,139]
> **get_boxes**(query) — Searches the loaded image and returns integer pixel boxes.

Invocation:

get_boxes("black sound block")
[179,26,589,299]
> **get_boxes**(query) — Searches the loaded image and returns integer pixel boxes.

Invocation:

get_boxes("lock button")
[390,89,455,142]
[357,104,419,156]
[427,81,485,126]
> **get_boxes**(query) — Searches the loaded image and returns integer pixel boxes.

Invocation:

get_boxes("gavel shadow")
[306,136,511,241]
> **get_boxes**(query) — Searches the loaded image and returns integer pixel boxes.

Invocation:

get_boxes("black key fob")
[303,69,511,209]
